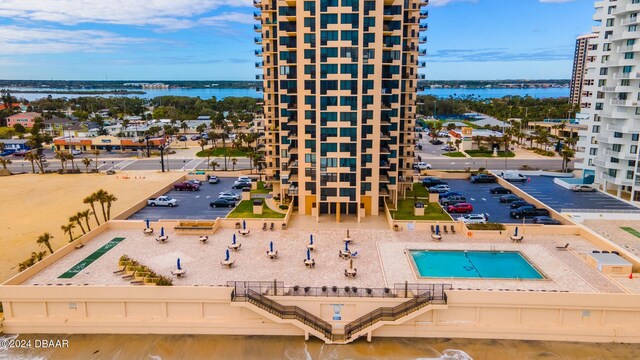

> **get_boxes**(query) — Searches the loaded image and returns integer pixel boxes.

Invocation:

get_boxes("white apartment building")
[577,0,640,202]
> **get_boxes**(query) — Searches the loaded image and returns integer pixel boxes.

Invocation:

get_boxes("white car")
[219,192,240,201]
[457,214,488,224]
[237,176,252,182]
[428,184,451,193]
[71,149,82,155]
[441,145,457,151]
[572,184,596,192]
[414,162,432,170]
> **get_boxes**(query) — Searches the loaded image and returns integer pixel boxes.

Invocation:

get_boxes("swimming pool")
[410,250,545,279]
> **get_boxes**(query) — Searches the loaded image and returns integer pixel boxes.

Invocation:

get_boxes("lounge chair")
[270,222,275,231]
[113,266,126,274]
[443,227,449,234]
[555,243,569,251]
[612,251,620,256]
[592,250,601,253]
[430,225,435,233]
[350,251,358,258]
[262,222,267,231]
[122,271,135,280]
[602,250,610,254]
[450,225,456,234]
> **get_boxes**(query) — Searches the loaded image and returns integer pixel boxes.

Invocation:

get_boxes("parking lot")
[443,179,528,224]
[128,177,243,221]
[511,176,639,212]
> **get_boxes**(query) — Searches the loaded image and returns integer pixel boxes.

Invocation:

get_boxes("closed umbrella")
[161,227,165,236]
[349,258,353,270]
[225,249,230,261]
[310,234,313,245]
[243,220,246,230]
[435,225,440,235]
[270,241,274,253]
[177,258,181,270]
[514,227,519,236]
[307,248,311,261]
[347,229,350,238]
[232,234,237,244]
[145,219,150,228]
[345,241,349,252]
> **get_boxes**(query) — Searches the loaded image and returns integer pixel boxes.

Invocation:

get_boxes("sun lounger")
[113,266,126,274]
[450,225,456,234]
[270,222,275,231]
[122,272,135,280]
[602,250,610,254]
[443,227,448,234]
[555,243,569,251]
[430,225,435,233]
[592,250,600,253]
[262,222,267,231]
[612,251,620,256]
[130,280,144,285]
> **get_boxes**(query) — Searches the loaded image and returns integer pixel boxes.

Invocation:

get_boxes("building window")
[631,145,638,154]
[590,148,598,156]
[625,52,635,60]
[628,170,634,180]
[613,144,622,152]
[632,134,639,141]
[595,103,603,110]
[592,125,600,133]
[611,157,620,164]
[614,132,623,138]
[608,169,617,178]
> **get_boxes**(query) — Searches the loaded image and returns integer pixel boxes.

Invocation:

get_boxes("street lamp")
[159,145,166,172]
[145,135,150,158]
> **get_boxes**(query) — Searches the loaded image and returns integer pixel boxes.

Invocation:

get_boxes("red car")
[447,202,474,214]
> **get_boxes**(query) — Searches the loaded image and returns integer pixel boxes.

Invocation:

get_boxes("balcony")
[418,62,426,68]
[379,174,390,183]
[380,161,391,169]
[417,74,426,80]
[419,23,428,31]
[420,10,429,19]
[610,99,639,107]
[255,62,263,68]
[254,37,262,45]
[253,11,261,20]
[255,74,263,80]
[253,0,261,7]
[420,0,429,6]
[419,36,427,44]
[288,132,298,140]
[380,132,391,140]
[418,49,427,56]
[380,146,391,155]
[605,123,640,134]
[254,24,262,32]
[255,49,262,56]
[287,186,299,196]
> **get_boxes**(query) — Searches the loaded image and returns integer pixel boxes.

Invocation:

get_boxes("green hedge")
[467,223,506,230]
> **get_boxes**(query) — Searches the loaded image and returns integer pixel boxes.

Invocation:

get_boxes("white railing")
[561,208,640,214]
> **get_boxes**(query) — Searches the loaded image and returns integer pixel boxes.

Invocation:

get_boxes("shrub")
[467,223,506,231]
[156,276,173,286]
[279,205,289,210]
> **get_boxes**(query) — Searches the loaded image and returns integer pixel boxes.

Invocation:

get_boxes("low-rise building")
[449,127,504,151]
[42,117,74,137]
[53,135,167,153]
[0,139,30,151]
[4,112,40,128]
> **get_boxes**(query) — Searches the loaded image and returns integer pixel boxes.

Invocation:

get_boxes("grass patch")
[227,200,285,219]
[621,227,640,238]
[196,147,251,158]
[390,200,452,221]
[467,223,506,231]
[465,150,515,158]
[442,151,465,158]
[0,127,16,139]
[528,148,556,157]
[250,181,271,195]
[406,183,430,198]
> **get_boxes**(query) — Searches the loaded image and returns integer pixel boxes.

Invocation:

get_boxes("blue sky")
[0,0,595,81]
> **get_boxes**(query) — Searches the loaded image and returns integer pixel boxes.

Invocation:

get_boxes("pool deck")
[20,225,632,294]
[582,220,640,259]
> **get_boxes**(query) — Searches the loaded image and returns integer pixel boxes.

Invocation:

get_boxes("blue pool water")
[411,250,544,279]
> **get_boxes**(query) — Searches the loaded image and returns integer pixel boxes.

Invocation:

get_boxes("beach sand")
[0,171,181,283]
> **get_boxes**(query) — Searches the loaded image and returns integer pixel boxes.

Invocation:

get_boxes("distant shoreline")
[3,89,146,95]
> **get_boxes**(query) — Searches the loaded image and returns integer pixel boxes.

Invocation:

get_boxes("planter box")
[253,200,263,215]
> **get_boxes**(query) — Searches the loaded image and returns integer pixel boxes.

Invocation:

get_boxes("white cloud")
[539,0,575,3]
[429,0,478,7]
[0,26,150,54]
[0,0,253,30]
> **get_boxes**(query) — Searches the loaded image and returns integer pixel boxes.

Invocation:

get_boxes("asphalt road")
[128,177,242,221]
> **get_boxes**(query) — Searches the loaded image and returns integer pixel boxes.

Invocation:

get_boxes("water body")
[6,87,569,101]
[2,334,639,360]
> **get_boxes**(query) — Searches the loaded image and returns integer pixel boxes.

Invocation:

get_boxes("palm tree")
[0,157,12,169]
[94,189,109,222]
[61,223,76,243]
[92,149,101,171]
[71,212,87,234]
[32,251,46,262]
[561,147,575,172]
[80,209,92,232]
[472,135,483,150]
[104,193,118,220]
[82,157,92,173]
[565,136,578,150]
[231,157,238,171]
[55,151,68,172]
[83,194,100,226]
[210,160,219,171]
[25,151,37,173]
[36,232,54,254]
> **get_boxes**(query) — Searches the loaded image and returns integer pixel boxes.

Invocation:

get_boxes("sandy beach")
[0,171,180,282]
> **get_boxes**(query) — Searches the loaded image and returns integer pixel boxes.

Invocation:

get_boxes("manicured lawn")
[442,151,465,157]
[621,227,640,238]
[250,181,271,195]
[390,200,452,221]
[196,147,250,157]
[465,150,515,158]
[406,183,429,198]
[0,127,16,139]
[227,200,285,219]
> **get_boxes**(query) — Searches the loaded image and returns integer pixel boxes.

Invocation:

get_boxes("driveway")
[128,177,242,221]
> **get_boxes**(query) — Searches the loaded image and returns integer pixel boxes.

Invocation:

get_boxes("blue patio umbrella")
[145,219,150,228]
[307,248,311,261]
[161,227,165,236]
[270,241,274,253]
[345,241,350,252]
[243,220,246,230]
[514,227,519,236]
[225,249,230,261]
[177,258,181,270]
[310,234,313,245]
[435,225,440,235]
[232,234,237,244]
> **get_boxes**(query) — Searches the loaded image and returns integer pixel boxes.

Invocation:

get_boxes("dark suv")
[440,195,467,206]
[510,206,550,219]
[469,173,497,183]
[422,177,447,188]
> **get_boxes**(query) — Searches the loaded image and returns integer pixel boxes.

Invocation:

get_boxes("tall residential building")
[576,0,640,202]
[254,0,428,221]
[570,33,598,105]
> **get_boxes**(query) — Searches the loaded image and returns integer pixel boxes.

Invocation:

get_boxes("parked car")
[147,196,177,207]
[532,216,562,225]
[437,131,450,137]
[219,192,240,201]
[422,177,448,188]
[70,149,82,155]
[457,213,488,224]
[173,181,200,191]
[572,185,596,192]
[510,206,550,219]
[413,162,432,170]
[190,135,201,141]
[0,149,16,156]
[237,176,253,182]
[490,186,512,194]
[441,145,457,151]
[447,202,474,214]
[12,149,28,156]
[178,135,188,141]
[499,194,522,203]
[428,184,451,193]
[207,175,220,184]
[499,170,527,182]
[209,199,236,208]
[429,139,443,145]
[202,133,210,140]
[469,173,497,183]
[440,195,467,206]
[510,200,533,209]
[187,179,202,186]
[439,191,462,199]
[232,180,252,189]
